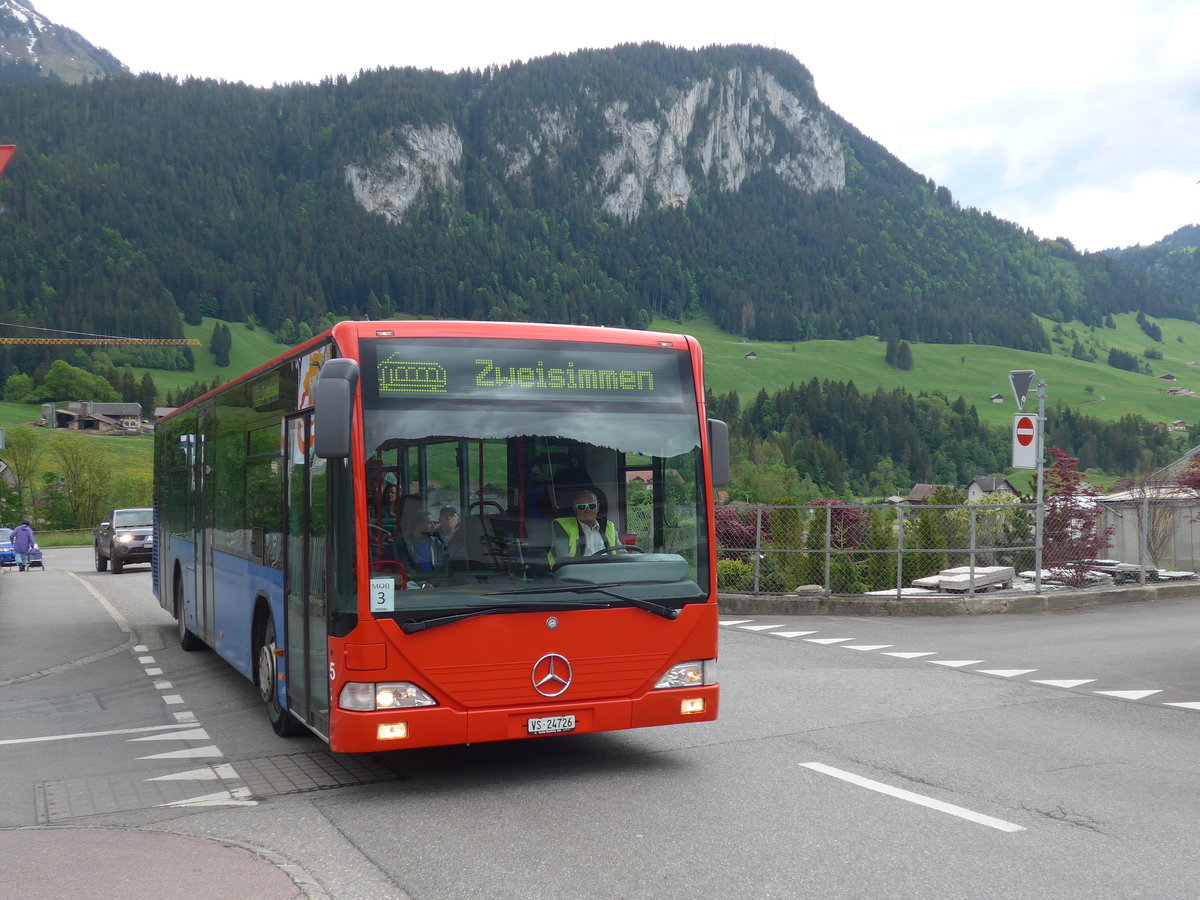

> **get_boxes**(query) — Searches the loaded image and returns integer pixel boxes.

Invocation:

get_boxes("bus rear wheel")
[257,617,306,737]
[175,572,204,651]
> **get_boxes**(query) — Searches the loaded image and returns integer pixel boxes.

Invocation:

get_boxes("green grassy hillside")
[2,312,1193,522]
[149,319,290,397]
[652,314,1200,430]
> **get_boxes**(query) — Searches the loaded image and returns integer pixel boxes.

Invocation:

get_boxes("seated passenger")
[438,506,460,542]
[548,490,617,568]
[398,506,447,574]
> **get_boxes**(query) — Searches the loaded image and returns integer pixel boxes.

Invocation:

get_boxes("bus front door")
[284,412,331,737]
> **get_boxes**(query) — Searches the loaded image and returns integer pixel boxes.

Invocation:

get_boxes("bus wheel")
[94,545,108,572]
[175,573,204,651]
[258,617,306,737]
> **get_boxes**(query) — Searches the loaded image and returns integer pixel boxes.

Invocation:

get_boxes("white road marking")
[129,728,210,742]
[927,660,985,668]
[801,762,1024,833]
[65,571,132,635]
[147,763,241,782]
[144,668,163,676]
[162,694,185,705]
[137,745,223,760]
[137,656,156,664]
[153,680,173,690]
[133,645,148,652]
[0,723,187,746]
[174,712,197,723]
[724,621,1191,710]
[159,787,256,808]
[843,645,893,651]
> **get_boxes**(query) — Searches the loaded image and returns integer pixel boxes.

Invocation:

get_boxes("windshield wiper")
[485,584,681,620]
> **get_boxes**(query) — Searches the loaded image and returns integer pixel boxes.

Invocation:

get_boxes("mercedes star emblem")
[532,653,573,697]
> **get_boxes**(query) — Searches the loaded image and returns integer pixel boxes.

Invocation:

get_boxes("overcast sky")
[28,0,1200,252]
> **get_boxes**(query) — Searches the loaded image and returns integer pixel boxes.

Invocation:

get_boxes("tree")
[211,321,232,367]
[46,434,112,527]
[137,372,159,414]
[4,373,35,402]
[1041,446,1113,586]
[895,340,914,370]
[36,360,119,403]
[2,427,45,519]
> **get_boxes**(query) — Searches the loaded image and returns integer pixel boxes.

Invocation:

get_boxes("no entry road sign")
[1012,414,1039,468]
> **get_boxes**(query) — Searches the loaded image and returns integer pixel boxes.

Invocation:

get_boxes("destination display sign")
[366,340,688,406]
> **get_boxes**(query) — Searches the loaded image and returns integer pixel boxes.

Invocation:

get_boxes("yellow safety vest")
[547,517,617,568]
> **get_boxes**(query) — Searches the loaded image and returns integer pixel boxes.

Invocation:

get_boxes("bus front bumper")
[327,684,719,753]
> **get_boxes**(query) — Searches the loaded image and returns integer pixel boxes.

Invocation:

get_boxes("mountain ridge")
[0,0,127,83]
[0,38,1193,380]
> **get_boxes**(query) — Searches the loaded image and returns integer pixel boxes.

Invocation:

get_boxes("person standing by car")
[12,520,35,572]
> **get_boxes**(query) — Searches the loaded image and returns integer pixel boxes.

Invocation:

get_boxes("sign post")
[1009,370,1046,592]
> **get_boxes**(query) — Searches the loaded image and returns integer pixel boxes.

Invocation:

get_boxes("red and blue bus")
[153,320,728,752]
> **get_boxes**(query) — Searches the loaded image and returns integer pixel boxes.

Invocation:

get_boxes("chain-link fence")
[714,499,1199,597]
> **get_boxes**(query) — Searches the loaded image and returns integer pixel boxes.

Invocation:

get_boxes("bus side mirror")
[708,418,729,487]
[314,358,360,459]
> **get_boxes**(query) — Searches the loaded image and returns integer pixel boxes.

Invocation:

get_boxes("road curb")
[718,580,1200,616]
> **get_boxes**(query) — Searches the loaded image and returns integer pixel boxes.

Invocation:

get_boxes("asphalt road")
[2,547,1199,899]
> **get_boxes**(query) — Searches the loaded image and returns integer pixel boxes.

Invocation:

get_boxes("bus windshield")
[360,337,709,627]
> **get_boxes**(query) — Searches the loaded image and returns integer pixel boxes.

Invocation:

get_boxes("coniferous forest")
[0,43,1195,496]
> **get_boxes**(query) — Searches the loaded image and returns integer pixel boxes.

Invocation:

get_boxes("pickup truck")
[94,507,154,574]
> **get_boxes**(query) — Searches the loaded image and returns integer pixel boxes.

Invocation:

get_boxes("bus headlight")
[339,681,437,711]
[654,659,717,689]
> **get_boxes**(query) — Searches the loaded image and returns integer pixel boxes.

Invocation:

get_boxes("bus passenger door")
[196,408,216,641]
[284,413,331,736]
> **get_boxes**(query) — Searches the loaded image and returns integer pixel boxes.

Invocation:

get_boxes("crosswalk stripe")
[975,669,1037,677]
[1030,679,1095,688]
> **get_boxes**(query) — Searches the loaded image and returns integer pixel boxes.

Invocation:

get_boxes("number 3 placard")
[370,577,395,612]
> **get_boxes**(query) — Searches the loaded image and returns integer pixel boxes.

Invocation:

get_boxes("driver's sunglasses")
[575,502,598,511]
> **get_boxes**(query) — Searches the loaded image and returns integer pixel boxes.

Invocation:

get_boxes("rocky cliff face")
[348,65,845,226]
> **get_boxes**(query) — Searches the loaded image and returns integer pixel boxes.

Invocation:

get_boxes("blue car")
[0,527,14,567]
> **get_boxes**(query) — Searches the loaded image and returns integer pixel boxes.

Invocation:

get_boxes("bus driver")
[548,489,617,568]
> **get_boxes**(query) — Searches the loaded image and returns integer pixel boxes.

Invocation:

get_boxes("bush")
[717,558,755,591]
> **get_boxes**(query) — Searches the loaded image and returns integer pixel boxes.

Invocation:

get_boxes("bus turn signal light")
[377,722,408,740]
[680,698,706,715]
